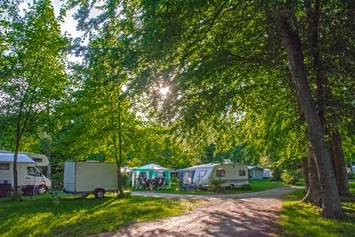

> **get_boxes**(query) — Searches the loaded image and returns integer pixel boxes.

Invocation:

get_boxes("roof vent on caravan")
[223,159,233,164]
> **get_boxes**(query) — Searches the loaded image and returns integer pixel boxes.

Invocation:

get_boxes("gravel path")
[92,186,301,237]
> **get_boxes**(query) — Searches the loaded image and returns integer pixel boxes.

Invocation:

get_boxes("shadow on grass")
[0,195,186,237]
[278,183,355,237]
[109,198,280,237]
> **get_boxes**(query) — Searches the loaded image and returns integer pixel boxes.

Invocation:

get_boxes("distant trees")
[0,0,68,198]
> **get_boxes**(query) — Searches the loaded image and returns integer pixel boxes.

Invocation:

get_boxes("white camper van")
[0,152,51,195]
[178,163,249,189]
[63,162,118,198]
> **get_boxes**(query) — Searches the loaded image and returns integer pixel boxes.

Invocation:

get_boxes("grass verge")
[279,180,355,237]
[152,179,288,195]
[0,194,190,237]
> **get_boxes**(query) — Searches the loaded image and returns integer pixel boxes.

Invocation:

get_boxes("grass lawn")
[279,180,355,237]
[0,193,192,237]
[152,179,288,195]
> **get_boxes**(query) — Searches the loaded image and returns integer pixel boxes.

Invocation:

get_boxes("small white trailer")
[178,163,249,189]
[63,162,118,198]
[0,152,51,196]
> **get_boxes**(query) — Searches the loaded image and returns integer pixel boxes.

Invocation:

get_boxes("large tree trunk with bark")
[302,148,322,207]
[280,17,344,219]
[331,129,350,196]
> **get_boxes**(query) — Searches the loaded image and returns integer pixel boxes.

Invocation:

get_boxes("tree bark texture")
[302,148,322,207]
[331,129,350,196]
[301,156,309,193]
[280,17,344,219]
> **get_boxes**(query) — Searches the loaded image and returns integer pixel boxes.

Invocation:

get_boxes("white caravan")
[63,161,118,198]
[178,163,249,189]
[0,152,51,195]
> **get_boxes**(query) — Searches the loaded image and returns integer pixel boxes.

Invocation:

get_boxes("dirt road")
[92,187,301,237]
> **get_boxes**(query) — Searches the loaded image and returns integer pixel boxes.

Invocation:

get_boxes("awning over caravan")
[131,163,171,189]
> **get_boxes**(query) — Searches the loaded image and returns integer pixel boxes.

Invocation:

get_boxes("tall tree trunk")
[112,99,125,198]
[280,17,344,219]
[301,156,309,193]
[331,129,350,196]
[117,100,125,198]
[302,148,322,207]
[13,140,20,199]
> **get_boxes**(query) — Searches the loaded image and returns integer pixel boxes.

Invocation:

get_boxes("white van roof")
[0,153,36,163]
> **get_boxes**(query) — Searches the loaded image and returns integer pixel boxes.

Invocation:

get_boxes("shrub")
[240,184,252,191]
[348,172,355,180]
[171,177,178,183]
[270,167,283,182]
[209,180,226,193]
[51,172,64,190]
[122,173,131,188]
[281,170,299,185]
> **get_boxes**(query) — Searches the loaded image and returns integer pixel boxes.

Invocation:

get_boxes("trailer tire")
[94,189,105,199]
[38,185,48,195]
[229,184,235,189]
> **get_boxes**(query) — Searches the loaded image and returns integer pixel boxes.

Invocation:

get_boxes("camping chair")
[152,178,161,189]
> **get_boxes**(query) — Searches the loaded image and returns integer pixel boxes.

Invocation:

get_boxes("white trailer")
[178,163,249,189]
[63,162,118,198]
[0,152,51,195]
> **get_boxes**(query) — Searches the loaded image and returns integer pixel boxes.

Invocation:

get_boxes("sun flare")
[160,86,169,96]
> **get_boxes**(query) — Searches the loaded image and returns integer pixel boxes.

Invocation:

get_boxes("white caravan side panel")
[64,162,118,193]
[210,164,249,187]
[63,162,76,192]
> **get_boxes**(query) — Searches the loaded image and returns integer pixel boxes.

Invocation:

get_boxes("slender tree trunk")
[280,17,344,219]
[13,106,23,199]
[301,156,309,193]
[302,148,322,207]
[117,100,125,198]
[331,129,350,196]
[13,139,20,199]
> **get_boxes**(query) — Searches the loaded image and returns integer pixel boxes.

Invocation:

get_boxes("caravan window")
[198,170,207,177]
[0,163,10,171]
[216,169,225,177]
[239,170,246,176]
[27,167,41,177]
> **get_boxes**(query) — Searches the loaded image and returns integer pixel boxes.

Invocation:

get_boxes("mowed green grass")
[0,194,190,237]
[153,179,288,195]
[279,180,355,237]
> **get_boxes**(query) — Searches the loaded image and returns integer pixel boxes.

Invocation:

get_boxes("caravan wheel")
[229,184,235,189]
[38,185,48,195]
[94,189,105,199]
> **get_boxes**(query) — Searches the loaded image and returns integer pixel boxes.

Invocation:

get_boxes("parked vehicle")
[0,152,51,195]
[177,163,249,189]
[63,161,118,198]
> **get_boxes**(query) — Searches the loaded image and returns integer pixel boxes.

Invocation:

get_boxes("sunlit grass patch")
[279,181,355,237]
[153,179,287,195]
[0,194,188,237]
